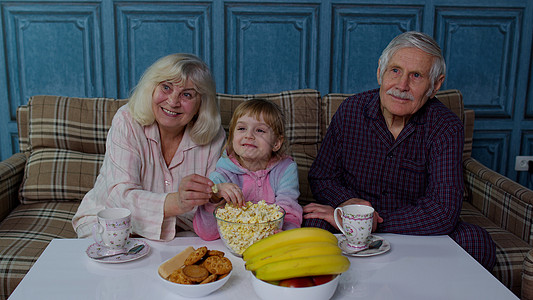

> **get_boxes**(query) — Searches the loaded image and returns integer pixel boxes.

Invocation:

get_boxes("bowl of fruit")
[250,272,340,300]
[243,227,350,300]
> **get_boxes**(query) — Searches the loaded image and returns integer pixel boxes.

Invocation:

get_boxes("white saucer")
[338,235,390,257]
[86,238,150,263]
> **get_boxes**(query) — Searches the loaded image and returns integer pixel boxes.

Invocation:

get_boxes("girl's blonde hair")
[128,53,220,145]
[225,99,288,158]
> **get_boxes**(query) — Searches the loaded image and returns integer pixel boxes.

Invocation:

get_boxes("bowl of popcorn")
[214,200,285,257]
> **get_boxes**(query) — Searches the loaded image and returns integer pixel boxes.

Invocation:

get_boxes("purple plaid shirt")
[307,89,465,235]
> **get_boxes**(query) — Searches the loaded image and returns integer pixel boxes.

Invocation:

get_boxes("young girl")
[193,99,303,240]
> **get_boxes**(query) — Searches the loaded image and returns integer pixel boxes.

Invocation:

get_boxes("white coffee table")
[8,233,517,299]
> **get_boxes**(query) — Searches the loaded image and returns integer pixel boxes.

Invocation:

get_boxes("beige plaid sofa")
[0,90,532,299]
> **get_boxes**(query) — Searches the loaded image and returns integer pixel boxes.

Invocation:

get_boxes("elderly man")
[303,31,496,270]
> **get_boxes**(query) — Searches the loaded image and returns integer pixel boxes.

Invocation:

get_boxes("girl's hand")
[215,183,244,207]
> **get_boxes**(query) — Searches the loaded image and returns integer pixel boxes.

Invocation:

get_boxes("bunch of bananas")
[242,227,350,281]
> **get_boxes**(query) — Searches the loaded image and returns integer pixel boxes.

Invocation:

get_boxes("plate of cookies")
[158,246,233,298]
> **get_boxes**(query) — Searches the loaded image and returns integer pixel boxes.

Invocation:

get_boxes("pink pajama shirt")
[72,105,225,241]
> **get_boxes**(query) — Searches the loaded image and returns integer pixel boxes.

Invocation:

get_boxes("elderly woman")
[72,53,225,241]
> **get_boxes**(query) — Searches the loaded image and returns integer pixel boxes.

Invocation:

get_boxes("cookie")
[168,268,193,285]
[203,256,232,275]
[164,246,232,286]
[184,246,208,265]
[200,274,217,284]
[207,250,225,257]
[182,265,210,283]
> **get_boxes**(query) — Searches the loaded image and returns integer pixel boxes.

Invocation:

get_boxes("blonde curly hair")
[128,53,220,145]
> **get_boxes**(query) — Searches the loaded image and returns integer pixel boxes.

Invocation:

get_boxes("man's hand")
[340,198,383,232]
[303,198,383,232]
[303,203,338,229]
[164,174,214,217]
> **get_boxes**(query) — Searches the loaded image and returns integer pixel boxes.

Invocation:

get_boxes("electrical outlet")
[515,156,533,171]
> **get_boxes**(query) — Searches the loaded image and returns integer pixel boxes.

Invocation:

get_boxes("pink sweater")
[193,153,303,240]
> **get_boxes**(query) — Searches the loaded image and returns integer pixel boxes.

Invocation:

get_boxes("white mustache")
[386,89,414,101]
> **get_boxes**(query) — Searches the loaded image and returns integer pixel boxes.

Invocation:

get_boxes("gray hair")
[128,53,221,145]
[378,31,446,94]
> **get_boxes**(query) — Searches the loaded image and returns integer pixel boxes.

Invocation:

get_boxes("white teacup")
[92,208,131,252]
[334,204,374,251]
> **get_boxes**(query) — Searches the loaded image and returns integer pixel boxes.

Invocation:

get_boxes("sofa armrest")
[0,152,27,221]
[523,249,533,300]
[463,157,533,245]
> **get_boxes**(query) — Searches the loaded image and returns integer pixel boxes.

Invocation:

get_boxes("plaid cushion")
[27,95,127,153]
[320,93,349,139]
[433,89,464,123]
[463,110,474,159]
[217,89,321,145]
[16,105,29,153]
[289,144,319,206]
[0,201,79,299]
[217,89,322,204]
[435,90,474,160]
[19,96,127,204]
[461,202,529,297]
[20,149,104,203]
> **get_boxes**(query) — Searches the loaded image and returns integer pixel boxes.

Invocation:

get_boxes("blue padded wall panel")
[115,2,212,98]
[518,131,533,185]
[527,49,533,118]
[225,4,319,94]
[9,133,18,155]
[2,3,103,119]
[472,130,512,173]
[330,5,423,93]
[435,8,522,118]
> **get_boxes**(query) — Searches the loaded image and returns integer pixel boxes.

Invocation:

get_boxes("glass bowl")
[214,204,285,257]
